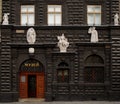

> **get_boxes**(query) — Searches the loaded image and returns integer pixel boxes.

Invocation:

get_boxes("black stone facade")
[0,0,120,102]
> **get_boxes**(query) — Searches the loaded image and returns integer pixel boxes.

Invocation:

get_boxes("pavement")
[0,100,120,104]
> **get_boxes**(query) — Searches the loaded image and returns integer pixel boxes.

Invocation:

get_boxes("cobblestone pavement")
[0,101,120,104]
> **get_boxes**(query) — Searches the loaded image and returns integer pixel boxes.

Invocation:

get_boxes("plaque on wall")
[21,76,26,82]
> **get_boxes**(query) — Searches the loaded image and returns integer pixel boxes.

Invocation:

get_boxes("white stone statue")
[88,27,98,43]
[114,13,119,25]
[57,33,69,52]
[26,28,36,44]
[2,13,10,25]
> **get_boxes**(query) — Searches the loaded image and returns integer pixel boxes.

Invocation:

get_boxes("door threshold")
[19,98,45,102]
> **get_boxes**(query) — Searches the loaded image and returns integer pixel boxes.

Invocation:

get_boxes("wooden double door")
[19,72,45,98]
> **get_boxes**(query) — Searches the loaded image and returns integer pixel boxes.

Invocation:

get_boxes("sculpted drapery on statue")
[114,13,119,26]
[57,34,69,52]
[88,27,98,43]
[27,27,36,44]
[2,13,10,25]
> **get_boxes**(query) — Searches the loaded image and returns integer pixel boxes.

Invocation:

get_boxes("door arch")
[19,59,45,98]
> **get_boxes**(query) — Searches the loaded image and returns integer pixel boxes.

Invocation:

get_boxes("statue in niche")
[57,33,69,52]
[114,13,119,26]
[2,13,10,25]
[26,28,36,44]
[88,27,98,43]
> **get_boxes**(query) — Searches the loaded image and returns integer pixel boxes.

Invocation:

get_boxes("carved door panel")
[37,72,45,98]
[19,73,28,98]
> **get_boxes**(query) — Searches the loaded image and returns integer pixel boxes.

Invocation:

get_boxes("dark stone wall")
[1,0,120,102]
[110,26,120,100]
[0,25,112,101]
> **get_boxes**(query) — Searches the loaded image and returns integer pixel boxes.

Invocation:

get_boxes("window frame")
[20,5,35,26]
[84,55,104,83]
[47,5,62,26]
[87,5,101,26]
[84,67,104,83]
[57,68,69,83]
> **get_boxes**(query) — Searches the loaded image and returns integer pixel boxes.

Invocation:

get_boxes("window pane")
[55,6,61,12]
[88,6,94,12]
[95,6,101,12]
[57,69,69,83]
[28,14,34,25]
[88,14,94,25]
[21,14,27,25]
[95,14,101,25]
[57,70,62,83]
[55,14,61,25]
[58,70,62,76]
[48,14,54,25]
[64,70,68,76]
[21,6,27,12]
[84,68,104,83]
[28,6,34,12]
[48,6,54,12]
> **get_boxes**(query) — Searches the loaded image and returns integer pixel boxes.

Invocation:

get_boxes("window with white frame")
[21,5,35,25]
[87,5,101,25]
[48,5,62,26]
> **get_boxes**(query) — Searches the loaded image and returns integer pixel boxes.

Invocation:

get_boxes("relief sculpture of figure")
[2,13,10,25]
[88,27,98,43]
[57,33,69,52]
[26,28,36,44]
[114,13,119,26]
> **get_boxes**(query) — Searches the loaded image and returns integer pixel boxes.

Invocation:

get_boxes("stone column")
[0,25,12,102]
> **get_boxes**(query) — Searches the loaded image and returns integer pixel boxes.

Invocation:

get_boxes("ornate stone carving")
[114,13,119,26]
[29,47,35,54]
[26,28,36,44]
[2,13,10,25]
[88,27,98,43]
[57,34,69,53]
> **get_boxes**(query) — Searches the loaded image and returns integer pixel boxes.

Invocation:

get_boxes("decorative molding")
[45,0,66,3]
[86,0,104,3]
[7,43,56,48]
[17,0,35,2]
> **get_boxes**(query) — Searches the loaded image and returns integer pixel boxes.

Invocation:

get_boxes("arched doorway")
[19,59,45,99]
